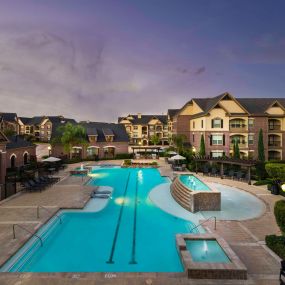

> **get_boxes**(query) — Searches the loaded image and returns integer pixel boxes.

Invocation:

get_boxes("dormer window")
[88,135,97,142]
[212,118,223,128]
[105,135,114,142]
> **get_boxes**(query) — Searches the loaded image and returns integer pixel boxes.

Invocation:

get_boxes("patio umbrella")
[167,151,177,155]
[42,157,61,162]
[168,154,186,161]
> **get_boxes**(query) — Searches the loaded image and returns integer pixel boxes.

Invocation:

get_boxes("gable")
[266,101,285,115]
[219,98,246,114]
[148,118,161,125]
[119,119,132,124]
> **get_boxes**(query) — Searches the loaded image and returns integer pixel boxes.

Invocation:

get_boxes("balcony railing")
[268,141,281,147]
[268,125,281,131]
[229,124,247,131]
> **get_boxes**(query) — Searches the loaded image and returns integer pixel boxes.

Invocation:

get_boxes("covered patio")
[192,156,258,185]
[131,146,162,159]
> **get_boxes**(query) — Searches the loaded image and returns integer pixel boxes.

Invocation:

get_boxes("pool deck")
[0,159,283,284]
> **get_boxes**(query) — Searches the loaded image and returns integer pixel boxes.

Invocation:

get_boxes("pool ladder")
[188,216,217,233]
[12,224,43,247]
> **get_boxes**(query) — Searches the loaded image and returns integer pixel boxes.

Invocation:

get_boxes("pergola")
[192,156,258,185]
[131,146,162,158]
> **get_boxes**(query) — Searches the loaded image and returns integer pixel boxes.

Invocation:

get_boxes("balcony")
[268,150,281,161]
[230,135,247,148]
[268,134,282,148]
[229,119,247,132]
[268,119,281,131]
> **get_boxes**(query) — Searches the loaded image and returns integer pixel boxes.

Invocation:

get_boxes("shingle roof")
[28,116,45,125]
[236,98,285,115]
[81,122,128,142]
[118,114,168,125]
[102,128,114,136]
[19,117,33,124]
[86,127,98,136]
[167,109,180,119]
[0,113,17,122]
[6,135,35,149]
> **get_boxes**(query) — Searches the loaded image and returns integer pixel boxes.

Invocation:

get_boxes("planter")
[271,184,280,195]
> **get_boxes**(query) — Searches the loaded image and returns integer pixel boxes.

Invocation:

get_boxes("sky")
[0,0,285,122]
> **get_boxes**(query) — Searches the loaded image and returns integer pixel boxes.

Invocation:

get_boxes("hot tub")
[176,233,247,280]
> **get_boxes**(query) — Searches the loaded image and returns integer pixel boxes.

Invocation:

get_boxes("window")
[248,119,254,128]
[41,125,44,129]
[212,118,223,128]
[211,151,224,158]
[192,134,195,142]
[201,120,204,128]
[41,131,44,135]
[47,125,51,129]
[248,134,254,145]
[212,134,223,145]
[133,126,138,130]
[193,121,195,129]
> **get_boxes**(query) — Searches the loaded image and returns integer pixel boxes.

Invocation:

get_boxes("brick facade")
[6,146,36,168]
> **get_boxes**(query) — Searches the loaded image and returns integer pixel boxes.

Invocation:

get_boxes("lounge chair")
[210,168,218,176]
[234,171,244,181]
[226,170,234,179]
[203,166,209,176]
[280,260,285,281]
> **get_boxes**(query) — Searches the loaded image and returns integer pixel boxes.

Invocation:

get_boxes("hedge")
[265,163,285,180]
[274,200,285,234]
[265,235,285,260]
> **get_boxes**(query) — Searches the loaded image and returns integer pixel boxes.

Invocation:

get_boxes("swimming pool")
[1,168,198,272]
[179,175,211,192]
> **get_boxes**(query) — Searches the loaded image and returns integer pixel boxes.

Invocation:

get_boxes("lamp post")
[47,146,51,157]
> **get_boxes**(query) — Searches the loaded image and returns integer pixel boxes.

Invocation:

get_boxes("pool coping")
[176,233,247,280]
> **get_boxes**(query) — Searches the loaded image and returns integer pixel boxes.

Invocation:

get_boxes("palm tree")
[52,123,88,159]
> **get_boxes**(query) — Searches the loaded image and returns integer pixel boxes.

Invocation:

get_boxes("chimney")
[137,113,142,119]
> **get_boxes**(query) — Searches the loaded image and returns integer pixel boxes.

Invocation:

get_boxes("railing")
[268,141,281,147]
[188,216,217,232]
[12,224,43,246]
[269,125,281,131]
[37,205,62,224]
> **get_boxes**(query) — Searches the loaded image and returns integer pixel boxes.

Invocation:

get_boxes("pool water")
[186,240,230,263]
[179,175,211,192]
[2,168,197,272]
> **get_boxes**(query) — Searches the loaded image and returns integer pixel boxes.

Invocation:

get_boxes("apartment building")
[51,122,129,159]
[18,116,76,142]
[118,113,169,145]
[172,92,285,160]
[0,113,19,135]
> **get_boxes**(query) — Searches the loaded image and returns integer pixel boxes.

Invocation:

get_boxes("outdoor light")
[282,184,285,192]
[192,147,196,153]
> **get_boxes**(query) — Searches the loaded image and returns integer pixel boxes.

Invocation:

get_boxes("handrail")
[37,205,62,224]
[13,224,43,246]
[189,216,217,232]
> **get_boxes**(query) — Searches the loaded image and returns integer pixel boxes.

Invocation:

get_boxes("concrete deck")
[0,159,283,284]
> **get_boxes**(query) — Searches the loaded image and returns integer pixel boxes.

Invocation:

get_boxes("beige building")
[118,113,169,145]
[172,92,285,160]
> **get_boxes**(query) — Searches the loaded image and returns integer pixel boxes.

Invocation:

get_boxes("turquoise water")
[179,175,211,192]
[3,168,197,272]
[186,240,230,263]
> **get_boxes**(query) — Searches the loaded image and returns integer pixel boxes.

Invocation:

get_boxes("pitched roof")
[167,109,180,119]
[6,135,35,149]
[28,116,45,125]
[118,114,168,125]
[81,122,129,142]
[0,131,9,143]
[0,113,17,122]
[18,117,33,124]
[236,98,285,115]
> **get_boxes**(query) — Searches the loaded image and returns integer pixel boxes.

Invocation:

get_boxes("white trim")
[72,146,82,149]
[87,146,100,149]
[9,153,17,159]
[23,151,29,157]
[103,146,117,148]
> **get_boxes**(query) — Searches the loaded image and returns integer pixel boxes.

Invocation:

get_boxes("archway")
[10,155,16,168]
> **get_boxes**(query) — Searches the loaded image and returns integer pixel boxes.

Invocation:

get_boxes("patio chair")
[280,260,285,281]
[226,170,234,179]
[234,171,244,181]
[210,168,218,176]
[203,166,209,176]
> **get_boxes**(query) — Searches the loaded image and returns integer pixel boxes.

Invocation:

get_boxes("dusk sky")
[0,0,285,122]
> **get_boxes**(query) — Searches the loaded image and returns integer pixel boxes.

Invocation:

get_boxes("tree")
[199,134,206,156]
[233,139,240,159]
[3,128,16,137]
[172,134,187,153]
[256,129,266,180]
[150,134,160,145]
[258,129,265,161]
[52,123,88,159]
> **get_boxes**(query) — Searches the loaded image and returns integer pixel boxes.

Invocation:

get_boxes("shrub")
[274,200,285,233]
[265,163,285,181]
[253,179,272,186]
[115,153,133,159]
[151,161,158,166]
[124,159,132,166]
[265,235,285,259]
